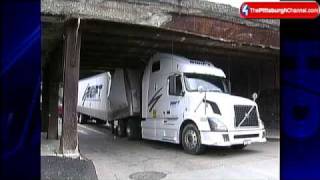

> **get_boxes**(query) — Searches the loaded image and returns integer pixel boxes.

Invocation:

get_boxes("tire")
[126,119,141,140]
[78,114,87,124]
[231,144,247,150]
[181,123,206,155]
[117,120,126,137]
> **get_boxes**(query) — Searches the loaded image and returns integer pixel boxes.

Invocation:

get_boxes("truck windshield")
[184,73,227,93]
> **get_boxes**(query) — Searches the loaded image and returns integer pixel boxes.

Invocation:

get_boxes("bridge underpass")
[41,15,279,156]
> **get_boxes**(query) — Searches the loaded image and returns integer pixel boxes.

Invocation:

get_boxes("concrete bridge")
[41,0,279,156]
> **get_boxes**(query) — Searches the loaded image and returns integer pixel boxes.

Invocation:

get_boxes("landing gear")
[110,121,115,134]
[116,120,126,137]
[78,114,88,124]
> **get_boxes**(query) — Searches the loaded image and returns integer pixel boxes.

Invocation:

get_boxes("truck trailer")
[77,53,266,154]
[77,72,111,124]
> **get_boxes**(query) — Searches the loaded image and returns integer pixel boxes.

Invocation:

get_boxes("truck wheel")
[182,123,206,155]
[126,119,134,140]
[231,144,247,150]
[127,119,141,140]
[117,120,126,137]
[79,114,87,124]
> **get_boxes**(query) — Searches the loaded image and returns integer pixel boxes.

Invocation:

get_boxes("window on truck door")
[168,74,183,96]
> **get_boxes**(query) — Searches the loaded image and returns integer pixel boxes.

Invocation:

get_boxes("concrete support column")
[59,19,81,157]
[47,82,59,139]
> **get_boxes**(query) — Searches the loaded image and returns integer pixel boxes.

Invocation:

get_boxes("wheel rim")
[184,129,198,150]
[126,126,131,136]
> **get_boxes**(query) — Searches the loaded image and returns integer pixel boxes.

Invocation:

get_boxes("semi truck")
[77,53,266,154]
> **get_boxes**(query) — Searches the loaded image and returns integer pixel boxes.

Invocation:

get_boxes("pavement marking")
[78,124,106,136]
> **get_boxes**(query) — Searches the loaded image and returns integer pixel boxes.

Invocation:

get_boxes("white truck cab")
[141,53,266,154]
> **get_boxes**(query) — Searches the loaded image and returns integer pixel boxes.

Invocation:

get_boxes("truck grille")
[234,105,259,127]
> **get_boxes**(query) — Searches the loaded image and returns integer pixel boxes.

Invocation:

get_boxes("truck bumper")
[200,129,266,146]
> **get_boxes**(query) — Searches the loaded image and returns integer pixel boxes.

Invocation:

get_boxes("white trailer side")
[77,72,111,122]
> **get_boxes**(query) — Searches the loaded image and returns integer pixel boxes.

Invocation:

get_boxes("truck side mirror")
[252,92,258,101]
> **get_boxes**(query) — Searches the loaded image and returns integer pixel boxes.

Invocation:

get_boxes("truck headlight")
[208,118,227,132]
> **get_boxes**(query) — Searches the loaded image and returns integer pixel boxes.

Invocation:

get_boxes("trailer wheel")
[181,123,206,155]
[231,144,247,150]
[117,120,126,137]
[127,119,141,140]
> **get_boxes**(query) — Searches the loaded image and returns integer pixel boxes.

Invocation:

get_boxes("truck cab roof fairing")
[149,53,226,78]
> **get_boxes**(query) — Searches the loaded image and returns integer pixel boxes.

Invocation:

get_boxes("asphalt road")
[78,123,279,180]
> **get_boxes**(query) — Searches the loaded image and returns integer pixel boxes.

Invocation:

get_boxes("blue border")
[0,1,40,179]
[281,20,320,180]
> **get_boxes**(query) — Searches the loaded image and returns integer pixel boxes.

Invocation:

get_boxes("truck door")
[161,74,184,142]
[142,61,161,140]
